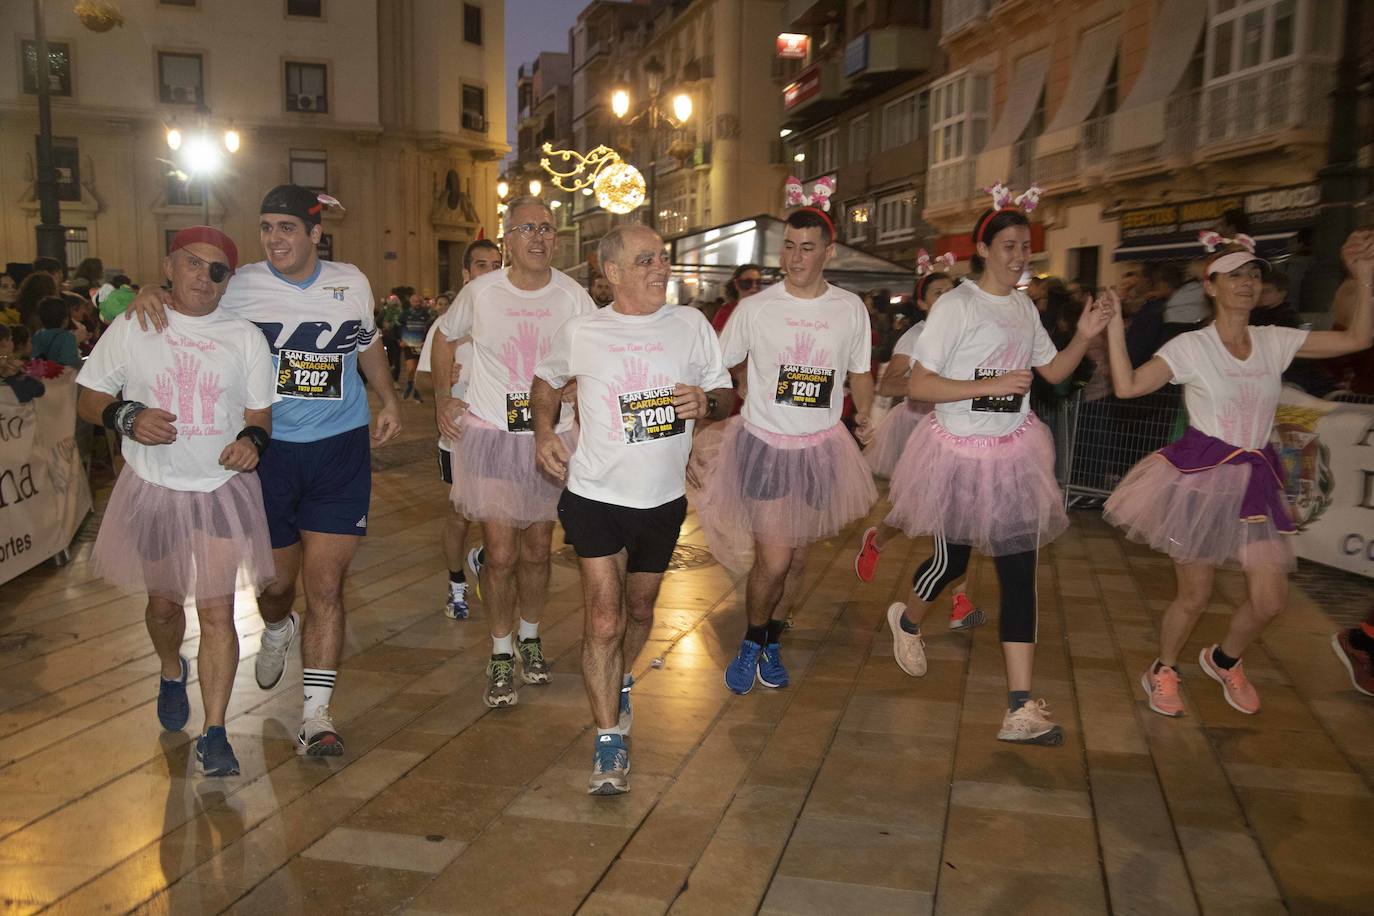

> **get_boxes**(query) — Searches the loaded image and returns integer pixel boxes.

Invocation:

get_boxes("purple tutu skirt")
[864,402,928,478]
[885,413,1067,557]
[1103,428,1295,571]
[91,467,275,603]
[450,414,577,527]
[696,417,877,572]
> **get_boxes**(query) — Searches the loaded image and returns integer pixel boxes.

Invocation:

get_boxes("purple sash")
[1158,427,1294,532]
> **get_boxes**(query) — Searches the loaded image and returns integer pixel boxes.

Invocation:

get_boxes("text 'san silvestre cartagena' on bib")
[775,364,835,408]
[970,367,1023,413]
[506,391,533,432]
[619,386,686,443]
[277,349,343,400]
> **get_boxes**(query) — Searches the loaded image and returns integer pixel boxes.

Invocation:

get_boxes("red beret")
[169,226,238,270]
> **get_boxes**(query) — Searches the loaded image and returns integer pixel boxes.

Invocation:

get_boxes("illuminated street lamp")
[610,55,694,230]
[611,89,631,120]
[672,93,692,124]
[528,178,542,197]
[166,116,240,224]
[496,178,509,199]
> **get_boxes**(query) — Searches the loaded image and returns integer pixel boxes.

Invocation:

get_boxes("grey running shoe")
[485,653,518,707]
[517,637,551,684]
[588,733,629,795]
[255,611,299,690]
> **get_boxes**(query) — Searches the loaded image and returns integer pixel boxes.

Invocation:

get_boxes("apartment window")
[1087,56,1120,121]
[845,201,870,244]
[38,136,81,202]
[881,91,921,151]
[316,234,334,261]
[164,229,187,256]
[1207,0,1300,81]
[286,0,322,16]
[289,149,328,191]
[158,52,204,106]
[462,84,487,132]
[64,227,89,266]
[811,130,838,175]
[464,4,483,45]
[849,115,870,164]
[876,192,914,244]
[928,69,990,166]
[166,170,203,206]
[942,0,991,36]
[285,61,328,113]
[22,40,72,96]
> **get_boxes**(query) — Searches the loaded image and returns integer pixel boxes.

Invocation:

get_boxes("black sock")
[745,625,768,647]
[1212,646,1240,670]
[898,614,921,635]
[1008,690,1031,712]
[1152,660,1175,674]
[449,569,466,584]
[1350,627,1374,654]
[765,619,785,645]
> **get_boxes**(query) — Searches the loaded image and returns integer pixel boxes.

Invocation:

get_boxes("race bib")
[277,350,343,400]
[619,386,686,444]
[506,391,532,432]
[775,364,835,408]
[970,367,1024,413]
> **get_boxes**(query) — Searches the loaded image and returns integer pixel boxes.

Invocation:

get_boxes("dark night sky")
[504,0,584,155]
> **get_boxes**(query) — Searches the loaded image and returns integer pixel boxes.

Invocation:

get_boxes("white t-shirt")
[911,282,1058,437]
[537,305,731,509]
[78,308,276,492]
[418,318,473,451]
[437,268,596,435]
[719,281,871,436]
[892,322,926,360]
[1156,324,1308,450]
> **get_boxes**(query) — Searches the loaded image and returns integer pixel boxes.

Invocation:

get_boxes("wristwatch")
[705,393,719,417]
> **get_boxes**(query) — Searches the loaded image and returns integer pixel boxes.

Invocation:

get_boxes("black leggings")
[911,534,1039,643]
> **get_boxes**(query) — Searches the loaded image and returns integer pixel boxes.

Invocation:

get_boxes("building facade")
[0,0,507,296]
[512,51,576,267]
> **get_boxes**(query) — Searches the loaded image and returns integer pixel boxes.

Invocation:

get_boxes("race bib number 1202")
[619,386,686,443]
[775,364,835,408]
[506,391,532,432]
[277,350,343,400]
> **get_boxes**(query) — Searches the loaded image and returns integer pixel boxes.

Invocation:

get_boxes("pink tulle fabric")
[1103,455,1296,571]
[450,415,577,527]
[864,402,928,478]
[885,413,1067,556]
[91,467,275,603]
[694,417,877,572]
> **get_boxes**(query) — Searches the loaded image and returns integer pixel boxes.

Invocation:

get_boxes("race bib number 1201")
[775,364,835,408]
[277,350,343,400]
[619,386,686,443]
[506,391,532,432]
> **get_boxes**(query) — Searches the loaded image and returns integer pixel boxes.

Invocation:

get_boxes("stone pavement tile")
[941,807,1100,879]
[760,875,933,916]
[1174,826,1283,906]
[1089,769,1198,915]
[1224,762,1369,796]
[948,730,1088,792]
[408,816,631,914]
[405,717,576,787]
[802,733,952,829]
[836,696,961,740]
[230,857,433,916]
[947,780,1092,819]
[507,764,671,827]
[932,861,1109,915]
[774,816,941,893]
[1206,725,1354,772]
[301,825,465,873]
[344,776,517,842]
[620,809,721,868]
[578,859,689,915]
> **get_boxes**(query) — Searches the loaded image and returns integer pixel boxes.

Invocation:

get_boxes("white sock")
[492,634,514,656]
[597,727,619,739]
[302,668,336,720]
[264,614,291,635]
[518,619,539,641]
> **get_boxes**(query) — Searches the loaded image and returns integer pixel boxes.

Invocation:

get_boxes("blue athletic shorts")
[257,425,371,548]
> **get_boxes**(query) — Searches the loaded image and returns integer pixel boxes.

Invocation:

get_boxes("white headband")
[1208,251,1270,276]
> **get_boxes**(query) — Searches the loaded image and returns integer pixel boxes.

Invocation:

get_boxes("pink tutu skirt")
[450,414,577,527]
[885,413,1067,557]
[1103,456,1296,571]
[864,402,928,478]
[695,417,877,572]
[91,467,275,603]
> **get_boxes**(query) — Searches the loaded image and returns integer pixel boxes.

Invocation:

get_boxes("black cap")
[260,184,324,227]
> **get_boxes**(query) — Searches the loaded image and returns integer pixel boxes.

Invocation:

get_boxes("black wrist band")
[706,394,719,418]
[236,425,270,456]
[103,400,146,437]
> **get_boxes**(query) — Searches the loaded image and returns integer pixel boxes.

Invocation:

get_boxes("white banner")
[1275,390,1374,578]
[0,372,93,585]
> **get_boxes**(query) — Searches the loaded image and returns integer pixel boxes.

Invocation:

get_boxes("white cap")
[1207,250,1270,276]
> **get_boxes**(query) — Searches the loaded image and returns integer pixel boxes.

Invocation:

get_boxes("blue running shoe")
[618,676,633,735]
[157,656,190,731]
[725,640,763,695]
[444,580,470,619]
[588,732,629,795]
[195,726,241,777]
[757,643,790,689]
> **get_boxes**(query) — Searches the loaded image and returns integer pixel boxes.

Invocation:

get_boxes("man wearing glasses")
[432,197,597,707]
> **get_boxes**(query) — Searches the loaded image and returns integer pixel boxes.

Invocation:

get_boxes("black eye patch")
[209,262,230,283]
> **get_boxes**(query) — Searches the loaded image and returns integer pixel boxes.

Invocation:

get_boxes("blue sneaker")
[466,546,485,602]
[618,676,633,735]
[444,580,470,619]
[195,726,241,777]
[725,640,763,695]
[588,732,629,795]
[157,656,190,731]
[757,643,790,689]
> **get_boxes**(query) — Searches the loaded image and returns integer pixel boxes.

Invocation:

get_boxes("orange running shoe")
[948,592,987,631]
[1140,664,1185,717]
[1198,646,1260,715]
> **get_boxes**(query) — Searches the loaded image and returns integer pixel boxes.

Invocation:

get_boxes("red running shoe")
[855,527,881,582]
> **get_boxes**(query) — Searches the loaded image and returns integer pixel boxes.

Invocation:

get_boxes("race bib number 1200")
[775,364,835,408]
[506,391,532,432]
[620,386,686,443]
[277,350,343,399]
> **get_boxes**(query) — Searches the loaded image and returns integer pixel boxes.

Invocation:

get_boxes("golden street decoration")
[539,143,646,216]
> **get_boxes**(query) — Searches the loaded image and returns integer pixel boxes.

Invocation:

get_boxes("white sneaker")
[886,602,927,677]
[255,611,299,690]
[997,699,1064,746]
[297,705,345,757]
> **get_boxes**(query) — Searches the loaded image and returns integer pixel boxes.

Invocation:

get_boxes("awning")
[984,48,1051,150]
[1113,232,1296,263]
[1039,17,1121,154]
[1113,0,1206,153]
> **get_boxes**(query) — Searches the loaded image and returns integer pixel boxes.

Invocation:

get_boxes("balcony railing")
[926,160,977,209]
[942,0,991,36]
[1110,91,1199,171]
[1010,136,1036,188]
[1199,62,1333,147]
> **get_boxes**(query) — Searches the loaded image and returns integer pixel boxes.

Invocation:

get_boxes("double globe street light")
[165,119,240,225]
[610,56,693,231]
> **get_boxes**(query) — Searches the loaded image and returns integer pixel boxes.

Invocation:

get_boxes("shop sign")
[783,65,821,109]
[1119,183,1318,244]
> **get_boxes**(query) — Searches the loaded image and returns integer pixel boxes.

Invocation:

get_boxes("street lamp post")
[31,0,66,266]
[611,57,693,230]
[166,114,239,225]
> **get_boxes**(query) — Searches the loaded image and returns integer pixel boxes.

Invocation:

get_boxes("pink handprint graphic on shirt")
[151,370,175,413]
[172,351,201,420]
[499,321,549,387]
[1216,381,1262,446]
[197,370,224,426]
[602,356,673,440]
[780,332,831,368]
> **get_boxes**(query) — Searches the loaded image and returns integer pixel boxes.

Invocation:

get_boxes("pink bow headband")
[916,249,956,277]
[1199,230,1254,253]
[974,182,1040,244]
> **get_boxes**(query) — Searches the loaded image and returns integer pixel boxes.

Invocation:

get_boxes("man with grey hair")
[532,224,734,795]
[433,197,596,707]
